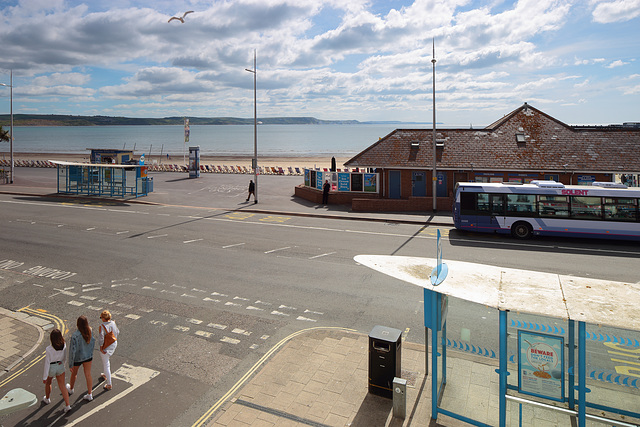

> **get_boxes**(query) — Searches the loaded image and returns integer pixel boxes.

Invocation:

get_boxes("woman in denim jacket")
[66,315,96,401]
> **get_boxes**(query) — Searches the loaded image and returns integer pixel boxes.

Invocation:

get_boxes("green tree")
[0,125,9,143]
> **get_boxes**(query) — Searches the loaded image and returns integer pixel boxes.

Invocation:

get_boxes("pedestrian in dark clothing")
[322,180,330,204]
[247,180,255,202]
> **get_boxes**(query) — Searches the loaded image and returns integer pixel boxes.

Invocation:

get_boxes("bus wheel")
[511,222,533,239]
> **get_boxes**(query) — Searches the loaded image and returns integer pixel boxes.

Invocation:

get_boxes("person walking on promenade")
[98,310,119,391]
[67,315,95,402]
[246,179,255,202]
[42,329,72,413]
[322,180,330,205]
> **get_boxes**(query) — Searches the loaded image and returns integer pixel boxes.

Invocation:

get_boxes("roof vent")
[592,181,628,188]
[516,133,526,143]
[531,180,565,188]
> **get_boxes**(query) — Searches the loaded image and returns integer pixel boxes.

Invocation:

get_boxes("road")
[1,188,640,425]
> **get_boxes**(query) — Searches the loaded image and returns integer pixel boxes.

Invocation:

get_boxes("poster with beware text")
[518,330,564,401]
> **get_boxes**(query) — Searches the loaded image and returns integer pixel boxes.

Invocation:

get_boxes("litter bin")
[368,325,402,398]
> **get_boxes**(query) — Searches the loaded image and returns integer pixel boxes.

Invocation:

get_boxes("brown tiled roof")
[345,103,640,173]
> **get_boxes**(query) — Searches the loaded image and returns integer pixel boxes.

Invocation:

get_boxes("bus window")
[604,198,638,221]
[538,195,569,217]
[507,194,536,215]
[460,192,476,215]
[477,193,490,214]
[490,194,505,216]
[570,196,602,219]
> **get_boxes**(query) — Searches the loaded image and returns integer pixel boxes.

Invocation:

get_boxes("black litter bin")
[368,325,402,398]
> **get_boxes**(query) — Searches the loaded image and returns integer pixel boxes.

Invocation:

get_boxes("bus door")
[489,194,506,229]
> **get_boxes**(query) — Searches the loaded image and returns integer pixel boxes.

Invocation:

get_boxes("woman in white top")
[98,310,119,390]
[42,329,72,413]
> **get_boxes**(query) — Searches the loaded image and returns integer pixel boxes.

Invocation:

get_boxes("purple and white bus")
[452,181,640,240]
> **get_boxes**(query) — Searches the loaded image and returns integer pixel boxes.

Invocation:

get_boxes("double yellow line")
[192,326,356,427]
[0,307,66,389]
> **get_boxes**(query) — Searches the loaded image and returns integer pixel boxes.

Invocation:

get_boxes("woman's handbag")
[101,324,117,351]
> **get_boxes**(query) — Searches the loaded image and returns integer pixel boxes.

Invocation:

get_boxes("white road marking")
[82,287,102,292]
[87,306,102,311]
[142,286,157,290]
[271,310,290,317]
[260,335,270,340]
[208,323,227,330]
[195,331,213,338]
[254,300,271,305]
[250,344,259,349]
[233,296,249,301]
[125,314,141,320]
[32,283,44,288]
[181,293,197,298]
[246,306,264,311]
[116,230,129,235]
[309,252,336,259]
[225,302,242,307]
[203,297,220,303]
[187,318,203,324]
[68,301,84,306]
[231,328,251,336]
[183,238,203,244]
[222,242,245,249]
[279,305,296,310]
[65,364,159,427]
[211,291,228,297]
[297,316,318,322]
[147,234,168,239]
[221,336,240,344]
[150,320,168,326]
[304,309,324,315]
[86,227,95,231]
[264,246,291,254]
[174,325,190,332]
[80,296,96,300]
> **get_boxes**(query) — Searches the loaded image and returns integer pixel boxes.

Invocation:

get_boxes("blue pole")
[568,320,575,409]
[431,292,438,419]
[578,321,586,427]
[498,310,507,427]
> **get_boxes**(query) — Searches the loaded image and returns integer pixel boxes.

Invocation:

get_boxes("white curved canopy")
[354,255,638,331]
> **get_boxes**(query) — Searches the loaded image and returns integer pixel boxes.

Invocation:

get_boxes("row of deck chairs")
[0,159,58,168]
[145,164,306,176]
[2,159,313,176]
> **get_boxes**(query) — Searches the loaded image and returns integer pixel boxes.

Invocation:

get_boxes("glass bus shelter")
[355,254,640,426]
[51,160,152,198]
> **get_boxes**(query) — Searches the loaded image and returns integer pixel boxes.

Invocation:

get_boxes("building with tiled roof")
[336,103,640,212]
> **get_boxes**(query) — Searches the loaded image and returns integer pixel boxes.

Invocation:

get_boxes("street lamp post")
[245,50,258,204]
[1,70,13,184]
[431,40,437,212]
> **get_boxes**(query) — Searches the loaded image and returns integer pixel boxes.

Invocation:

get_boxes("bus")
[452,181,640,240]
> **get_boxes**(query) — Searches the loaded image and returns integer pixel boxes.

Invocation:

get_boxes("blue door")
[436,172,448,197]
[412,171,426,197]
[389,171,401,199]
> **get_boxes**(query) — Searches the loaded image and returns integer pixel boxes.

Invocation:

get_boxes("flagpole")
[431,39,437,212]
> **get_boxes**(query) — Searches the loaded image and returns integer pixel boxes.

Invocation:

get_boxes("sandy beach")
[0,152,353,171]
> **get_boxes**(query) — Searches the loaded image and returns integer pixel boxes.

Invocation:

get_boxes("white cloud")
[606,59,628,68]
[592,0,640,23]
[33,72,90,86]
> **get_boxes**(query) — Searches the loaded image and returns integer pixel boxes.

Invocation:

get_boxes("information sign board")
[518,331,564,401]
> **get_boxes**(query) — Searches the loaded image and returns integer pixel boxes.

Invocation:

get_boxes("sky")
[0,0,638,126]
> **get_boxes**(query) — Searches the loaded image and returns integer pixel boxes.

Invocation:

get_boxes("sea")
[4,124,430,158]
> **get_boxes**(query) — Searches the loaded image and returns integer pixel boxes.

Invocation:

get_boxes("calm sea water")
[5,124,428,157]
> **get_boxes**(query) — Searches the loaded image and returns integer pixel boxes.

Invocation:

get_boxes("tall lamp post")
[1,70,13,184]
[431,40,437,212]
[245,50,258,204]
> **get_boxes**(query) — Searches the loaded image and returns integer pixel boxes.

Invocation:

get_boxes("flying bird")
[168,10,194,23]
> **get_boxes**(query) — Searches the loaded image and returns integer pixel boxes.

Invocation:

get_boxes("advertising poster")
[304,169,310,187]
[364,173,377,192]
[316,171,324,190]
[338,173,350,191]
[518,331,564,401]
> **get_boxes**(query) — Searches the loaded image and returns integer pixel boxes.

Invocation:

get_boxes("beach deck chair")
[288,167,294,175]
[242,166,250,174]
[277,167,285,175]
[269,166,277,175]
[294,167,301,175]
[216,165,222,173]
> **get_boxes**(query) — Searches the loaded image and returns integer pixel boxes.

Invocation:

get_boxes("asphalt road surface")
[1,181,639,425]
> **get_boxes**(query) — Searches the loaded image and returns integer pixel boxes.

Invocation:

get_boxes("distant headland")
[0,114,424,127]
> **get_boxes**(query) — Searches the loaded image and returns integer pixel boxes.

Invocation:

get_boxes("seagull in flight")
[168,11,194,23]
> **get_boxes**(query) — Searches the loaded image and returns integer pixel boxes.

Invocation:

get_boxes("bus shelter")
[51,160,153,198]
[355,254,640,426]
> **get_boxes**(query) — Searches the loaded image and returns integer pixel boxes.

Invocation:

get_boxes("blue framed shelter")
[355,255,640,426]
[51,160,152,198]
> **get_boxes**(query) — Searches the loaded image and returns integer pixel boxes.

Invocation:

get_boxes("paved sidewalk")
[0,308,46,380]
